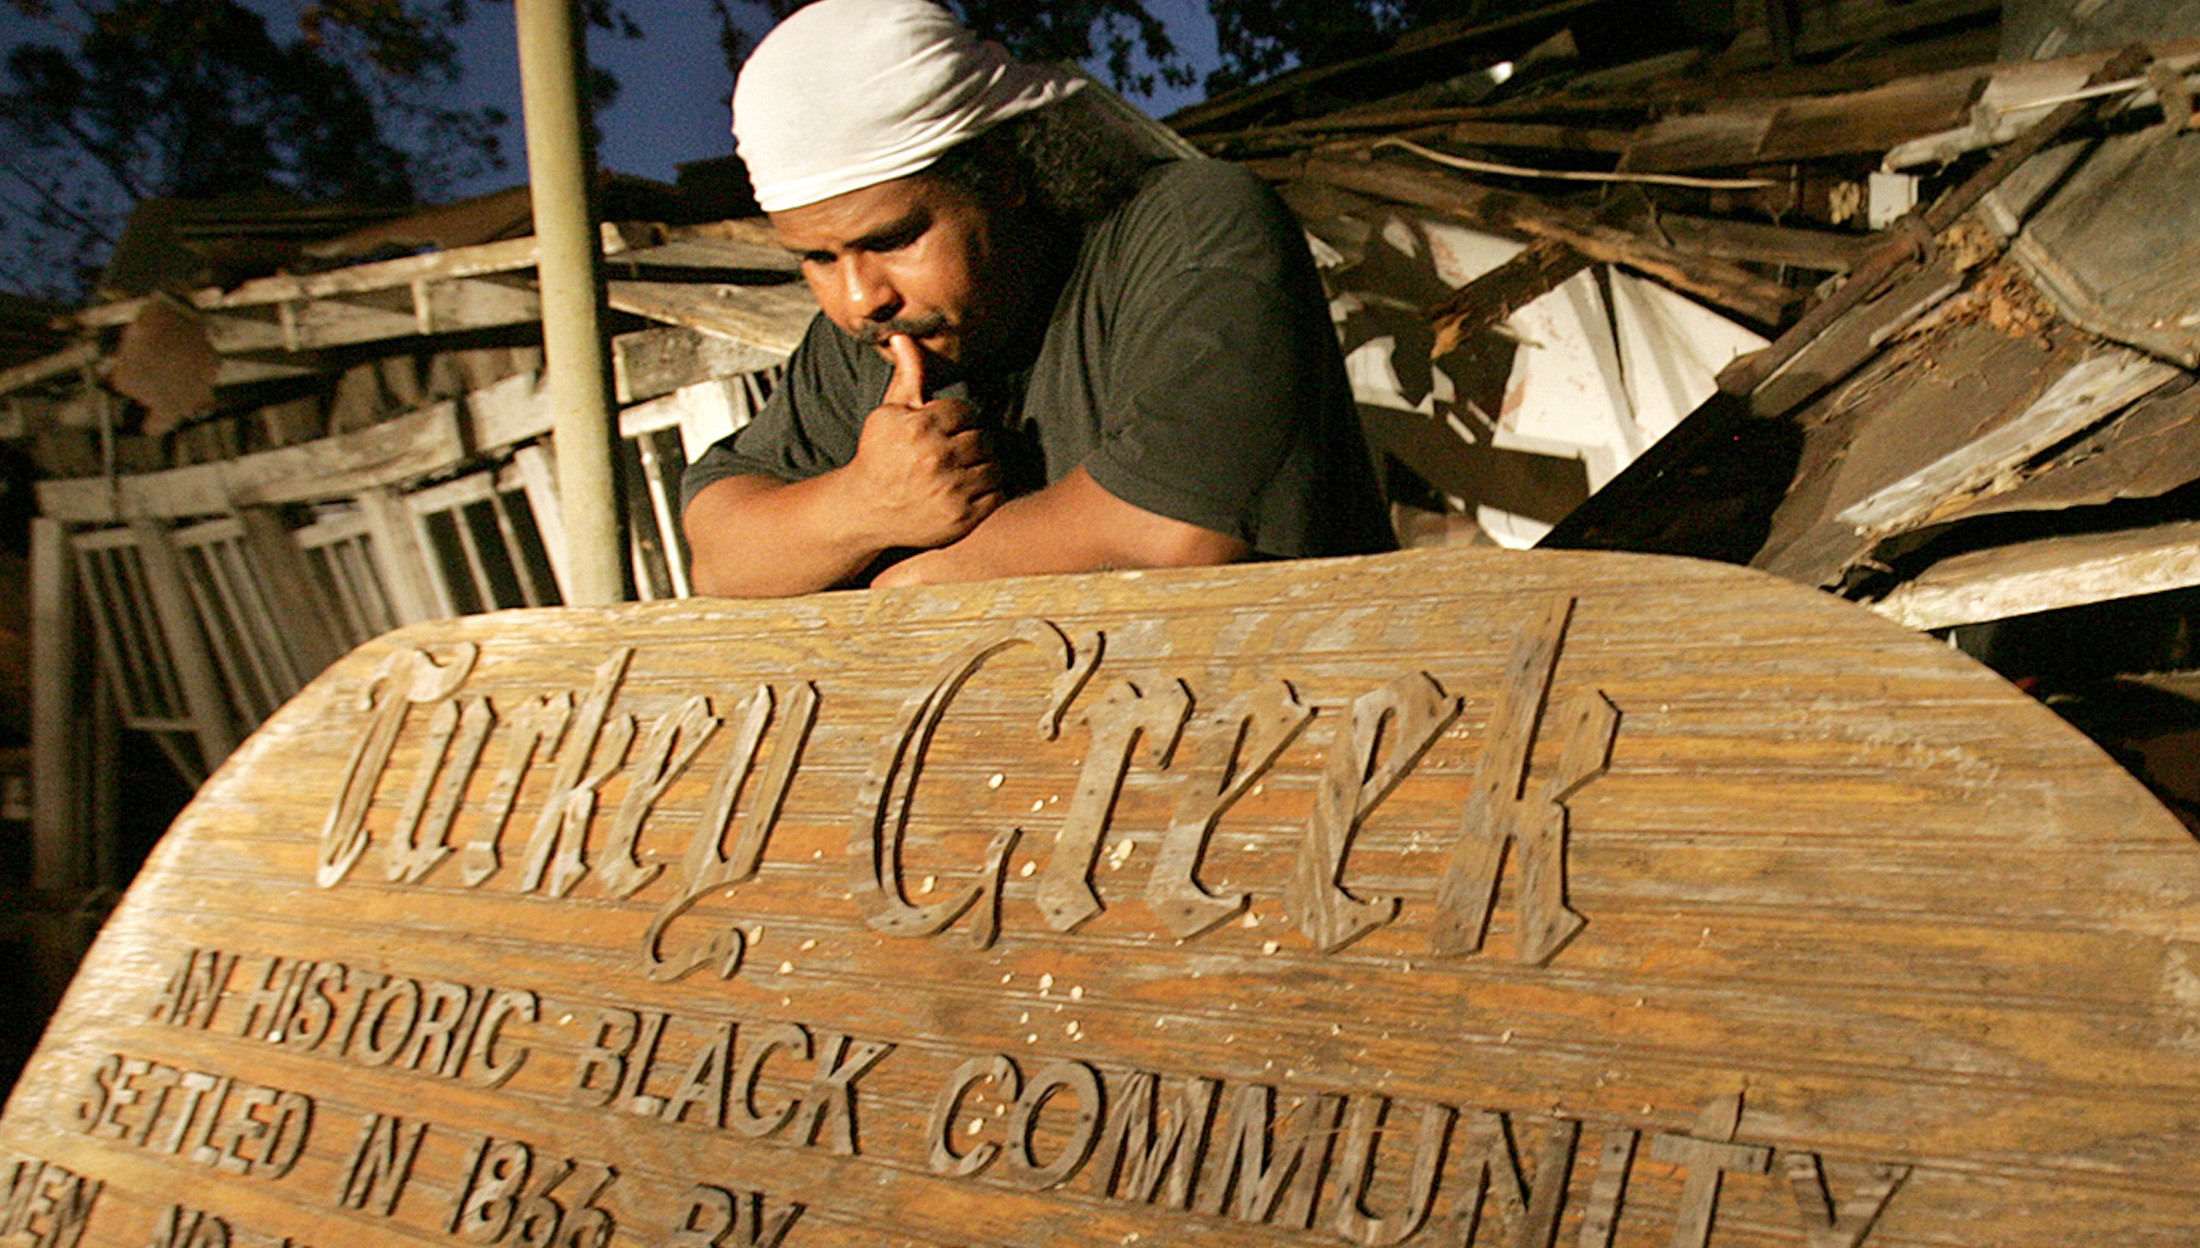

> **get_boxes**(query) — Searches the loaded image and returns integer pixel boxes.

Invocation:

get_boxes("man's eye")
[865,217,928,253]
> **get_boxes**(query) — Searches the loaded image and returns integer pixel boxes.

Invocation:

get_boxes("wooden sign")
[5,547,2199,1248]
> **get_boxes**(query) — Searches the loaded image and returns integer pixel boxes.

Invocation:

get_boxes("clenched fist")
[844,333,1003,550]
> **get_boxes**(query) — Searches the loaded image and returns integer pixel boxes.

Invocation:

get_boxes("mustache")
[853,313,948,347]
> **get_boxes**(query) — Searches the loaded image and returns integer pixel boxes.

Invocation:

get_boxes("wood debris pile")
[1165,1,2200,822]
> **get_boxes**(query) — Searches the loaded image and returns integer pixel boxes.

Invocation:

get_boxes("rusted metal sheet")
[3,548,2199,1246]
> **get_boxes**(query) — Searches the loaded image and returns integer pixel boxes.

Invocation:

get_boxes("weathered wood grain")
[4,547,2198,1248]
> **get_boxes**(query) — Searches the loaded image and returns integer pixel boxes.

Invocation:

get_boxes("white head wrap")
[733,0,1084,213]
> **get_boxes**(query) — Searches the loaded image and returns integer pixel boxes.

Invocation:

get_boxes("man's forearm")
[873,467,1248,587]
[682,472,892,597]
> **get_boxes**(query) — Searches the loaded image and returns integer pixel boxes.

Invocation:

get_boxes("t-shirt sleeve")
[678,313,872,515]
[1078,162,1383,556]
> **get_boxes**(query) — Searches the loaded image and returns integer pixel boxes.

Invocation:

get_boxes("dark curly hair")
[923,102,1161,227]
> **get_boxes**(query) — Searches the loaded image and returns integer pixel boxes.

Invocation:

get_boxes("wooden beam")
[126,519,239,772]
[353,486,446,626]
[612,325,787,404]
[28,518,100,891]
[76,222,638,329]
[1835,348,2181,536]
[36,404,468,523]
[1293,155,1796,326]
[1426,238,1591,358]
[1655,213,1868,273]
[1748,261,1960,417]
[236,507,348,678]
[606,280,814,356]
[1870,520,2200,630]
[0,341,97,398]
[1165,0,1606,135]
[1619,66,1983,172]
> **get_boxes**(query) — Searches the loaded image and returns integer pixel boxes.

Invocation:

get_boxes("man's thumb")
[882,333,926,407]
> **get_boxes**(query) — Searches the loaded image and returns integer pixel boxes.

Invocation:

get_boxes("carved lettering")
[318,644,477,887]
[467,989,537,1087]
[351,976,421,1066]
[1148,681,1313,938]
[619,1009,674,1117]
[572,1009,643,1109]
[730,1022,805,1140]
[1004,1059,1104,1190]
[394,980,475,1073]
[458,692,572,886]
[649,1020,726,1127]
[1198,1085,1343,1228]
[76,1055,125,1138]
[386,695,494,883]
[231,957,310,1042]
[451,1139,616,1248]
[1574,1128,1637,1248]
[282,962,346,1050]
[1783,1154,1908,1248]
[162,1073,219,1156]
[1432,597,1616,965]
[324,968,387,1055]
[1445,1111,1578,1248]
[643,683,817,982]
[515,647,634,897]
[1089,1070,1218,1209]
[338,1113,425,1216]
[852,620,1087,937]
[964,824,1025,950]
[597,695,719,898]
[1290,672,1462,952]
[76,1055,310,1178]
[450,1137,530,1242]
[199,950,534,1085]
[210,1084,310,1177]
[516,1159,616,1248]
[1650,1095,1773,1248]
[794,1032,895,1156]
[1327,1096,1454,1246]
[929,1054,1018,1178]
[150,948,236,1030]
[661,1184,803,1248]
[0,1158,102,1248]
[148,1206,230,1248]
[1038,679,1192,932]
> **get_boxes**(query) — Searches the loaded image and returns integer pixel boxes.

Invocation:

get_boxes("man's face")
[771,172,1033,377]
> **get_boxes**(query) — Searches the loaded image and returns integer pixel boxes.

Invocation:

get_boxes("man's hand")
[843,334,1001,550]
[683,334,1004,598]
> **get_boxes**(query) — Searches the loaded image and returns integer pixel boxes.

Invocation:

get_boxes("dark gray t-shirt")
[681,158,1394,561]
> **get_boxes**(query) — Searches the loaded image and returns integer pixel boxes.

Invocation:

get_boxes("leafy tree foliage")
[0,0,634,300]
[0,0,1489,300]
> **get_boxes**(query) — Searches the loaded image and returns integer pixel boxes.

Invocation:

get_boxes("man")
[680,0,1393,597]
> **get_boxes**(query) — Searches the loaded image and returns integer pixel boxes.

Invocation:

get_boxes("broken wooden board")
[1752,296,2172,588]
[1868,518,2200,629]
[5,547,2200,1247]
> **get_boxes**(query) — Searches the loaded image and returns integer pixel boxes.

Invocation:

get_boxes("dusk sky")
[492,0,1221,196]
[0,1,1221,205]
[308,1,1219,200]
